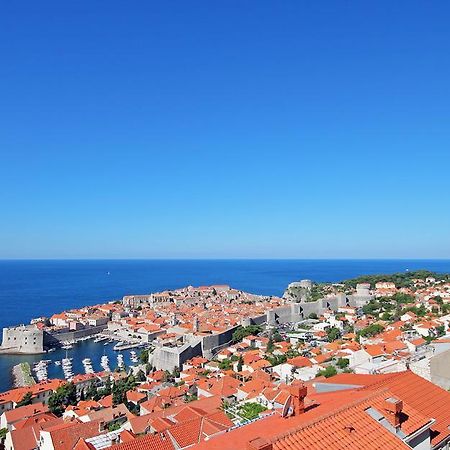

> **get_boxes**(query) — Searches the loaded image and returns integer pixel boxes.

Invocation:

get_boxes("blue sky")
[1,2,450,259]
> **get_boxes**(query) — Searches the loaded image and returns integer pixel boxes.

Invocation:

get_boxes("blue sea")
[1,259,450,392]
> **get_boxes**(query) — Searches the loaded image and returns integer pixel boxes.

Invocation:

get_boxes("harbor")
[2,338,145,391]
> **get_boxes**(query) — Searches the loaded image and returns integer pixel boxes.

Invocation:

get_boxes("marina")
[3,339,142,390]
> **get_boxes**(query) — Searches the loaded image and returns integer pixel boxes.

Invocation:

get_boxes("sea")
[1,258,450,393]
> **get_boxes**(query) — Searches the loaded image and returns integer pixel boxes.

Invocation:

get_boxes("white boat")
[113,342,124,351]
[100,355,110,371]
[130,350,139,363]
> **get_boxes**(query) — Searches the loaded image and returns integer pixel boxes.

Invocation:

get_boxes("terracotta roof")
[320,370,450,447]
[271,391,418,450]
[364,345,385,357]
[9,416,63,450]
[195,370,449,450]
[13,412,57,431]
[44,419,103,450]
[201,375,241,398]
[287,356,312,368]
[4,402,48,424]
[106,432,175,450]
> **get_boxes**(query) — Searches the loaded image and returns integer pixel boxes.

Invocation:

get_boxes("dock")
[12,362,36,387]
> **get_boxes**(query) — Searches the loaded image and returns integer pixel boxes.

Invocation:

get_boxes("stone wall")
[150,292,372,371]
[45,325,107,346]
[0,325,44,354]
[151,339,203,372]
[430,348,450,390]
[201,326,240,359]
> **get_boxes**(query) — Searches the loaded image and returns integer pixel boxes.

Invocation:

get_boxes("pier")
[12,362,35,387]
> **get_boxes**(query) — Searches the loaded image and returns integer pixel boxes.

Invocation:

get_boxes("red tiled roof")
[44,419,103,450]
[4,402,48,424]
[320,370,450,447]
[106,432,175,450]
[287,356,312,368]
[270,391,418,450]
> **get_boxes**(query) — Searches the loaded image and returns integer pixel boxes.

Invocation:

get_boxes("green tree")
[0,428,7,441]
[85,382,98,401]
[266,354,287,366]
[318,366,337,378]
[232,325,262,343]
[236,355,243,372]
[273,331,283,342]
[136,369,146,382]
[98,377,112,398]
[308,313,318,320]
[16,391,33,408]
[139,349,149,364]
[266,336,275,353]
[112,374,140,406]
[219,359,232,370]
[326,327,341,342]
[48,383,77,416]
[358,324,384,339]
[336,358,349,369]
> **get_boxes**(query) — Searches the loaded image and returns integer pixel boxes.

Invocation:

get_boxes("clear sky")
[1,2,450,259]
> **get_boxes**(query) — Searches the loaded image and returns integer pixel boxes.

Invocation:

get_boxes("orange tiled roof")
[287,356,313,368]
[320,370,450,447]
[44,419,103,450]
[105,432,175,450]
[270,390,421,450]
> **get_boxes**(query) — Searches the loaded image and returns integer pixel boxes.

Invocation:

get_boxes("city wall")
[152,340,203,372]
[153,292,373,371]
[44,325,108,347]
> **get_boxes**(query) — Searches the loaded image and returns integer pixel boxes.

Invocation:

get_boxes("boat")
[130,350,139,364]
[114,342,142,351]
[113,342,124,351]
[100,355,110,371]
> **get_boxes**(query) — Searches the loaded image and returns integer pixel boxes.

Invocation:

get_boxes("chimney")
[288,381,307,416]
[383,397,403,429]
[247,437,273,450]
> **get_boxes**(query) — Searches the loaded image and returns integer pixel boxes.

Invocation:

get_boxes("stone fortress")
[0,323,107,354]
[0,324,44,354]
[151,280,373,371]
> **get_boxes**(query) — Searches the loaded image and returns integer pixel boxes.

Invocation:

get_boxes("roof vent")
[344,424,356,434]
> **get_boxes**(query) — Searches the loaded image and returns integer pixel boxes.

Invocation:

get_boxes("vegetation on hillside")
[343,270,449,289]
[232,325,262,343]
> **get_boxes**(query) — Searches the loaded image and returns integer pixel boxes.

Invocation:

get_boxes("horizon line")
[1,257,450,261]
